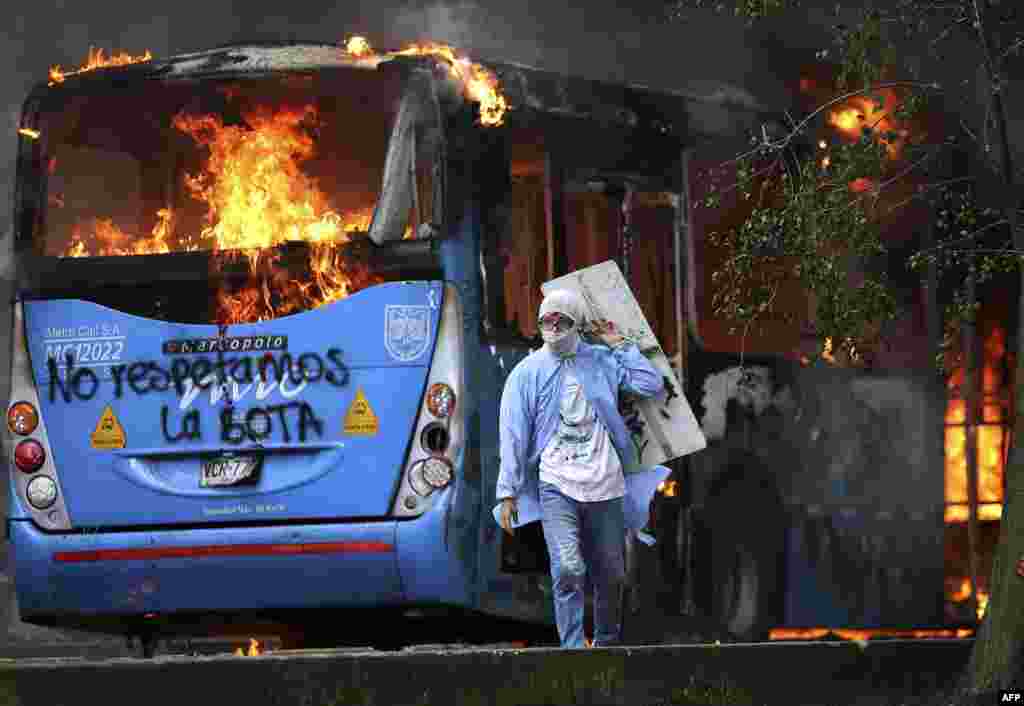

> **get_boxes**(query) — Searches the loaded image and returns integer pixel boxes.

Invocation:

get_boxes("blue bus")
[6,40,953,653]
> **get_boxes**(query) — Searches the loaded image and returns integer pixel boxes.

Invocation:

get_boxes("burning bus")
[4,39,994,651]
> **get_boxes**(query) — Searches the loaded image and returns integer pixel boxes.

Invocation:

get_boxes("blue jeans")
[539,481,625,648]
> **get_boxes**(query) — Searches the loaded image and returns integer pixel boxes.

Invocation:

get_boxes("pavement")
[0,638,974,706]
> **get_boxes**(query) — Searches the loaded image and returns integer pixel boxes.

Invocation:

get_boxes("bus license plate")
[200,456,260,488]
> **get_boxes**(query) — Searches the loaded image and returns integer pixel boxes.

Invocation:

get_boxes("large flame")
[344,36,508,126]
[172,106,355,265]
[49,47,152,85]
[62,97,391,323]
[172,104,386,323]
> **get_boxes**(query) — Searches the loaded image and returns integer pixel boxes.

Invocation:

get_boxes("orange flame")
[827,90,908,158]
[822,337,837,364]
[343,36,508,126]
[234,638,261,656]
[62,96,391,323]
[769,628,974,640]
[169,103,387,323]
[172,105,352,263]
[946,577,990,621]
[945,326,1007,624]
[945,326,1007,522]
[49,47,153,85]
[18,127,40,140]
[345,36,372,58]
[657,480,678,497]
[64,209,177,257]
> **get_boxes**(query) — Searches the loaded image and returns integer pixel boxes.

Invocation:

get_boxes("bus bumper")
[10,518,407,620]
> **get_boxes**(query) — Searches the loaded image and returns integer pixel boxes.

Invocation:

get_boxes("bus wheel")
[705,479,783,641]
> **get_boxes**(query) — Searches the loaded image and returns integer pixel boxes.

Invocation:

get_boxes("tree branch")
[914,218,1012,255]
[996,36,1024,60]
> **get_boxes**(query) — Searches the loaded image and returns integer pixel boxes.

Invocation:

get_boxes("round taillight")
[26,475,57,509]
[14,439,46,473]
[7,402,39,436]
[408,456,453,496]
[422,457,453,489]
[425,383,456,418]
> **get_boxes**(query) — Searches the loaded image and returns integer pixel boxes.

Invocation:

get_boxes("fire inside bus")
[6,40,986,652]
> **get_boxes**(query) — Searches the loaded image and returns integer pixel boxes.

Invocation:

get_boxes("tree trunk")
[966,0,1022,690]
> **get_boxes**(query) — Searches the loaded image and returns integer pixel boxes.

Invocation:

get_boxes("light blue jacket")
[492,339,670,531]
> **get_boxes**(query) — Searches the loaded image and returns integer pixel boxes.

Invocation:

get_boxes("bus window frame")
[12,63,450,300]
[477,118,684,347]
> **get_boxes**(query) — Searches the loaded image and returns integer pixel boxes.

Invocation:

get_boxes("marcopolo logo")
[163,335,288,355]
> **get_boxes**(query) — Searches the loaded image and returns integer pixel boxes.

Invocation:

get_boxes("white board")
[543,260,707,466]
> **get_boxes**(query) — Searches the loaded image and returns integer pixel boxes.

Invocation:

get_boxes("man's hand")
[594,319,625,348]
[499,497,518,535]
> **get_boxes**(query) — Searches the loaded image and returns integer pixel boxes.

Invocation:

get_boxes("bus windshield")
[20,65,439,323]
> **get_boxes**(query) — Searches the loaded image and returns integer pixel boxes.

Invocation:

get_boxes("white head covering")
[538,289,588,326]
[538,289,588,358]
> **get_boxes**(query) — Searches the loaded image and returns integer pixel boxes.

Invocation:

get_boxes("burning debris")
[18,127,40,140]
[343,36,508,126]
[48,47,153,86]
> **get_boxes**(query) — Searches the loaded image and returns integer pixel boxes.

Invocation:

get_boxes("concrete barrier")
[0,638,972,706]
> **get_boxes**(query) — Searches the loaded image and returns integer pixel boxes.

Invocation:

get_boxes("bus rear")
[6,46,470,640]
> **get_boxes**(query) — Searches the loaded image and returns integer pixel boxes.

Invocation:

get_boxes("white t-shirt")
[539,362,624,502]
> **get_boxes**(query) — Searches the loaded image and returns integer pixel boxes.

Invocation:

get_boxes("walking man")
[495,289,665,648]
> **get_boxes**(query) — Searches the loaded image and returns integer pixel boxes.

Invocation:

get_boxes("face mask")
[542,328,578,357]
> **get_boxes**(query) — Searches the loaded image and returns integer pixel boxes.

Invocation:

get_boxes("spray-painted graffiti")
[161,406,200,443]
[699,365,792,441]
[47,349,348,403]
[219,402,323,444]
[619,394,649,463]
[49,349,346,446]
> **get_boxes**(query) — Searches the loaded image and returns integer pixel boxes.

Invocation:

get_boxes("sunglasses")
[538,313,575,333]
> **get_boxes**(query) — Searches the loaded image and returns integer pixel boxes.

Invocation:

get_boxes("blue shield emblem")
[384,305,431,362]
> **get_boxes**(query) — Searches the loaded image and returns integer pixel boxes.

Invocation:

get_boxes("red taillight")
[7,402,39,436]
[14,439,45,473]
[425,383,456,418]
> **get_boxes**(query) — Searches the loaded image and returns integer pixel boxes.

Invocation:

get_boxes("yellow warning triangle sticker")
[343,387,379,436]
[90,405,126,450]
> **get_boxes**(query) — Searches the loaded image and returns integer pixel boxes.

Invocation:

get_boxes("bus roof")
[28,41,785,145]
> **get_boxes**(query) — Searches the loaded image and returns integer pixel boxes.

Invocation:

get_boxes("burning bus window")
[944,323,1010,524]
[28,66,434,323]
[944,318,1013,621]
